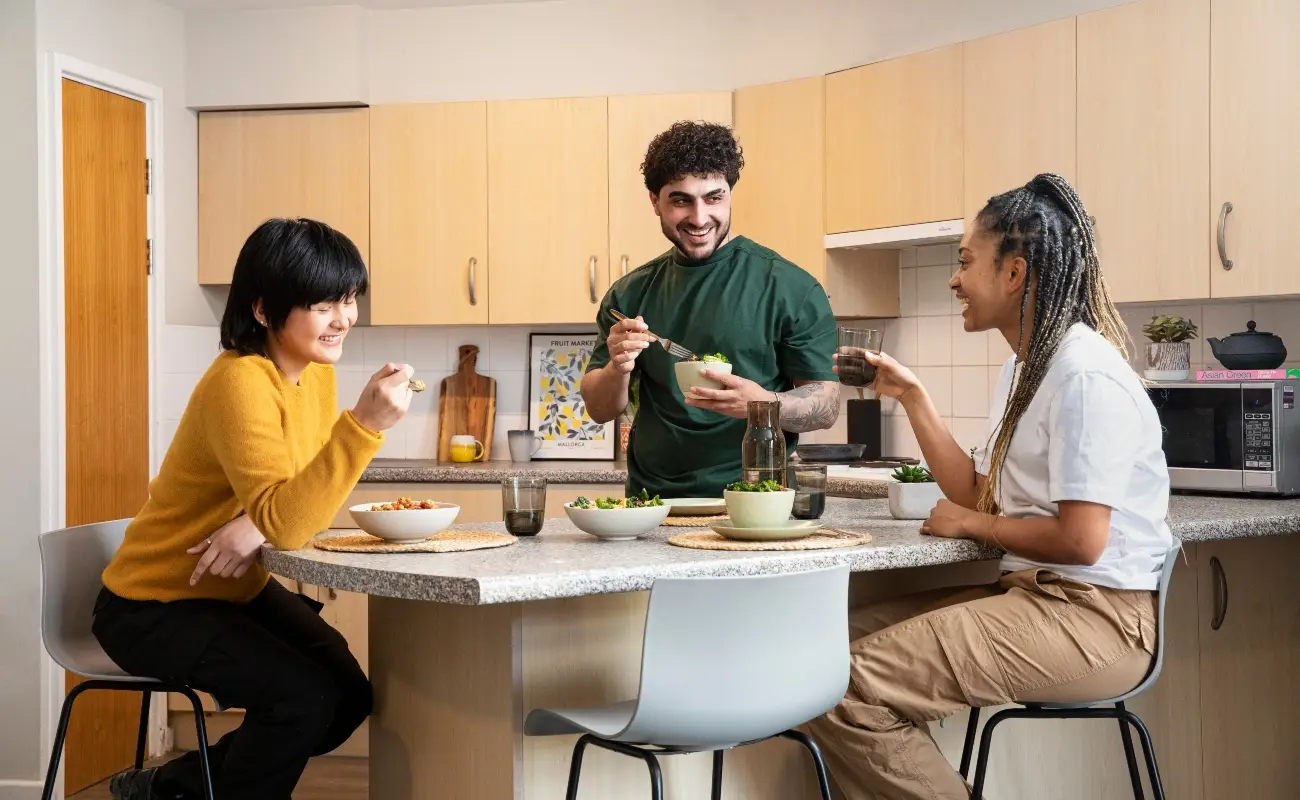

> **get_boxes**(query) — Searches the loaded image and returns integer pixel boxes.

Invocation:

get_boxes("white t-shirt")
[974,323,1172,590]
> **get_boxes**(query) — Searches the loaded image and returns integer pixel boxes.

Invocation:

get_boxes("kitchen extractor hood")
[825,219,964,250]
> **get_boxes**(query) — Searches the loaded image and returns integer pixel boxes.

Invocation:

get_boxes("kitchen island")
[266,495,1300,799]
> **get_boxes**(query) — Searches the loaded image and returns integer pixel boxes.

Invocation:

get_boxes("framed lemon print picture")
[529,333,614,460]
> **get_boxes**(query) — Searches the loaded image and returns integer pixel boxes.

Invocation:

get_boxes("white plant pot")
[887,482,945,521]
[1144,341,1191,381]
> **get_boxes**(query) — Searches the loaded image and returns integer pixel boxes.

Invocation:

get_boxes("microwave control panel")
[1243,387,1274,471]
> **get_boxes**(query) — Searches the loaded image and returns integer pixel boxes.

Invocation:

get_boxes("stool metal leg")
[1116,702,1145,800]
[564,734,593,800]
[959,708,980,778]
[133,691,150,770]
[711,749,724,800]
[40,681,89,800]
[778,730,833,800]
[179,687,216,800]
[1122,709,1166,800]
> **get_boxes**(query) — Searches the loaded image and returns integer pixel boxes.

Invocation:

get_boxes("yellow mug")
[450,434,485,463]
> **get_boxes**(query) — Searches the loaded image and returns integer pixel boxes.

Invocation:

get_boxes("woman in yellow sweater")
[93,218,413,800]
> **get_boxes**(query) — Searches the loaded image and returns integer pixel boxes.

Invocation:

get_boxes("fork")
[608,309,698,361]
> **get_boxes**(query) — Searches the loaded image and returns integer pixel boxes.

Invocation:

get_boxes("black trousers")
[92,578,372,800]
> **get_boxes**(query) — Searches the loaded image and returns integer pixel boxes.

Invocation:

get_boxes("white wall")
[1,1,45,792]
[187,0,1127,107]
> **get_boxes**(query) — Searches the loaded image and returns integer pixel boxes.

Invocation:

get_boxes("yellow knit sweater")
[102,351,383,603]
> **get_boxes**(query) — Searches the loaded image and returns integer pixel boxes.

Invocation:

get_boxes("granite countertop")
[264,494,1300,606]
[361,459,628,484]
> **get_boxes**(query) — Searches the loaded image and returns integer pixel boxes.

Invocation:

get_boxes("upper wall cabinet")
[963,19,1076,219]
[607,92,733,284]
[732,76,827,282]
[369,103,489,325]
[198,108,370,285]
[1078,0,1210,303]
[1210,0,1300,298]
[487,97,609,325]
[825,44,963,233]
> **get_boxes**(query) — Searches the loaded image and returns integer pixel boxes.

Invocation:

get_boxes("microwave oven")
[1146,381,1300,496]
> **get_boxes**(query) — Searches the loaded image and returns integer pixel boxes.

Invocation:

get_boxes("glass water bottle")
[741,400,787,487]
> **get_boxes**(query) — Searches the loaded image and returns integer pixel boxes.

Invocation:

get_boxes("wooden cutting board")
[437,345,497,463]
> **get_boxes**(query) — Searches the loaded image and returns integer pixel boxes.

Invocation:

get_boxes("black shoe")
[108,767,157,800]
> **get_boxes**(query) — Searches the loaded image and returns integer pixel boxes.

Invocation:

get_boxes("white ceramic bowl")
[563,502,671,541]
[349,502,461,542]
[887,482,945,520]
[675,360,733,394]
[723,489,795,528]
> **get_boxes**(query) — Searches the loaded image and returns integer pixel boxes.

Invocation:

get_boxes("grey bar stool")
[38,519,215,800]
[959,541,1182,800]
[525,564,850,800]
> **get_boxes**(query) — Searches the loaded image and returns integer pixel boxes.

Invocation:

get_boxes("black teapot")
[1206,320,1287,370]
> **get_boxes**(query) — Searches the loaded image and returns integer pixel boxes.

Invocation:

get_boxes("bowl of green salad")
[675,352,732,395]
[563,490,670,540]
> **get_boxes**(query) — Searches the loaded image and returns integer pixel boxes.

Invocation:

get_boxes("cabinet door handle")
[620,254,629,277]
[1217,202,1234,271]
[1210,555,1229,630]
[468,257,478,306]
[589,256,598,303]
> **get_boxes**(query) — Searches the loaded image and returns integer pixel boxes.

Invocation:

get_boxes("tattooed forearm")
[775,381,840,433]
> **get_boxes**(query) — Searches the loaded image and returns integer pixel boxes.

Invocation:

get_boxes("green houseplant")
[1142,315,1198,381]
[887,465,944,520]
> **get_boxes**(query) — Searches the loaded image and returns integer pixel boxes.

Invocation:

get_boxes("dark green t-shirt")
[585,236,838,498]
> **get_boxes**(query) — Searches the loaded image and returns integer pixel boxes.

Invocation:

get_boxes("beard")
[663,216,731,266]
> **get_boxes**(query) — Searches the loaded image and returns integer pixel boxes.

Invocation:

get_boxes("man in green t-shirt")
[582,121,840,498]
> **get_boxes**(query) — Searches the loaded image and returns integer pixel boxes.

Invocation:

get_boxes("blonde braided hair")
[976,174,1130,514]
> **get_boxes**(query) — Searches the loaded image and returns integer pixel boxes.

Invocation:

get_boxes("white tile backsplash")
[157,323,592,462]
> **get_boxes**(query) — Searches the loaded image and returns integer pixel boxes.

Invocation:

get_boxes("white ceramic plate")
[710,519,823,542]
[563,502,672,541]
[349,502,461,542]
[662,498,727,517]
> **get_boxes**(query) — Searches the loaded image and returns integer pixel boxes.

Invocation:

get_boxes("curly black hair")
[641,120,745,194]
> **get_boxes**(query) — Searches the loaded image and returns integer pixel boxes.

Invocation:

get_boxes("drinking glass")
[837,327,884,388]
[788,463,828,520]
[502,476,547,536]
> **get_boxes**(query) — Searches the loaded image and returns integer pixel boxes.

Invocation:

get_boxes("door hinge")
[145,158,152,195]
[146,238,153,275]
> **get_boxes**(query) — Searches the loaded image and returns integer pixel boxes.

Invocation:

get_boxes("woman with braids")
[807,174,1173,799]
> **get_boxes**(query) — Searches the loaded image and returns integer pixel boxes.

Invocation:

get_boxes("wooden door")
[1078,0,1211,303]
[825,44,964,233]
[963,18,1076,219]
[1198,536,1300,797]
[487,97,609,325]
[370,102,488,325]
[732,76,827,282]
[607,92,733,282]
[198,108,370,284]
[61,78,151,794]
[1209,0,1300,297]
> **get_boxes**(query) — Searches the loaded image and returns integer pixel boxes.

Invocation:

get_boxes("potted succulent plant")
[887,465,946,521]
[1142,315,1198,381]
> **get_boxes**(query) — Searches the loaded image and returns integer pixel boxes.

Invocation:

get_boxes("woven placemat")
[661,514,730,527]
[313,530,516,554]
[668,529,872,551]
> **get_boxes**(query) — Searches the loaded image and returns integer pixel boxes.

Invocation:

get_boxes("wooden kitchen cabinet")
[1077,0,1210,303]
[962,19,1076,220]
[825,44,963,234]
[607,92,733,283]
[487,97,609,325]
[1209,0,1300,298]
[369,103,489,325]
[732,76,827,283]
[1197,535,1300,797]
[198,108,370,285]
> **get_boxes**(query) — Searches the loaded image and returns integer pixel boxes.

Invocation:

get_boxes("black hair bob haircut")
[220,218,368,357]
